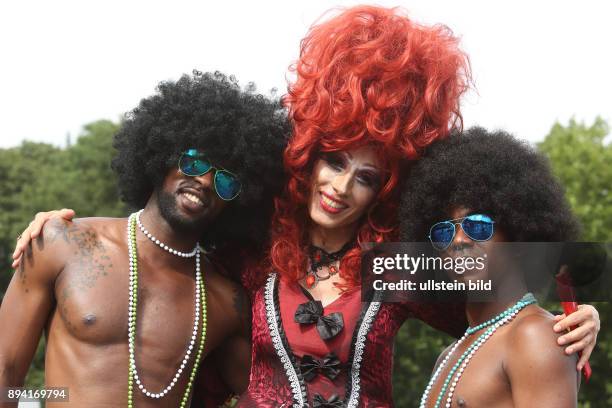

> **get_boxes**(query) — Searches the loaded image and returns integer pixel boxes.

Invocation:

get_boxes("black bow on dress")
[294,300,344,340]
[312,394,344,408]
[300,352,342,382]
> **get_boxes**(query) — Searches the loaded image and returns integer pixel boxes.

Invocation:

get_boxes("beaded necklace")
[419,293,537,408]
[136,209,199,257]
[126,212,207,407]
[305,241,353,288]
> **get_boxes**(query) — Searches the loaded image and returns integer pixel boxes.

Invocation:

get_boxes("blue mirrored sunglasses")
[178,149,242,201]
[428,214,495,251]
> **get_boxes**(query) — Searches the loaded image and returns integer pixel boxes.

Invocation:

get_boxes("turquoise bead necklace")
[126,212,208,408]
[419,293,536,408]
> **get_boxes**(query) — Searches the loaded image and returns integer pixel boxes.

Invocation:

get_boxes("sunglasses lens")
[215,171,241,200]
[179,151,212,176]
[430,222,455,250]
[462,214,494,241]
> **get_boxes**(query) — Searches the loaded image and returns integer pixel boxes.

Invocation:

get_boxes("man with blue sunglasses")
[1,71,287,407]
[428,213,495,251]
[178,149,242,201]
[400,127,599,407]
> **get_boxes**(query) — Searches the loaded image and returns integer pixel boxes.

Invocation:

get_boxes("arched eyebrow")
[343,151,381,171]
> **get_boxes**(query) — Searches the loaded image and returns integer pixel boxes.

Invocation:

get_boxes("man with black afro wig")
[399,127,598,407]
[112,70,289,252]
[1,71,288,406]
[399,126,579,243]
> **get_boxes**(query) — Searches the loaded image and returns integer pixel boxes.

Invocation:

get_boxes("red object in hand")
[561,301,592,382]
[556,263,592,382]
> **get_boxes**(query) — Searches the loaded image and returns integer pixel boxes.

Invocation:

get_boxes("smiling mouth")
[182,192,203,206]
[320,192,348,213]
[177,187,207,210]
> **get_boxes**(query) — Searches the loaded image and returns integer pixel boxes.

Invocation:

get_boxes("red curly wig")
[268,5,471,289]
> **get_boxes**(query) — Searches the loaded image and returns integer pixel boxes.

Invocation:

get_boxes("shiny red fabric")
[236,276,466,407]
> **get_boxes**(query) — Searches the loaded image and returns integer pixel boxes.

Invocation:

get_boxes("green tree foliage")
[393,118,611,407]
[393,319,453,405]
[17,120,127,219]
[538,118,611,242]
[539,118,611,407]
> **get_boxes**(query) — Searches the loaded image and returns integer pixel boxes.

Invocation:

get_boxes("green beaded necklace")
[126,213,208,408]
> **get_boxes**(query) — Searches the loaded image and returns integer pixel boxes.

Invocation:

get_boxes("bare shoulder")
[507,306,558,347]
[24,217,125,278]
[22,217,96,271]
[18,217,120,287]
[505,305,575,373]
[40,217,126,247]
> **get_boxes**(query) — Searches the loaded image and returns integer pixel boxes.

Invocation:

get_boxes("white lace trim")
[346,300,381,408]
[264,274,305,407]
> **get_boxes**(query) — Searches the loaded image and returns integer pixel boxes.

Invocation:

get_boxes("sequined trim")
[346,296,381,408]
[265,274,306,407]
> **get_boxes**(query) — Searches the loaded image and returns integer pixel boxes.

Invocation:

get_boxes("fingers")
[10,209,77,266]
[30,209,75,238]
[558,323,593,347]
[578,304,600,331]
[11,254,23,269]
[564,332,593,356]
[59,208,76,220]
[553,307,591,332]
[552,313,566,326]
[576,340,594,371]
[12,226,34,260]
[29,213,45,239]
[554,304,600,370]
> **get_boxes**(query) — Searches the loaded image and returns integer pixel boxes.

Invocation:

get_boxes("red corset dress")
[236,274,466,407]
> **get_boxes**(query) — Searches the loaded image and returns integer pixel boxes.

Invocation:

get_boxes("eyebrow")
[341,151,381,171]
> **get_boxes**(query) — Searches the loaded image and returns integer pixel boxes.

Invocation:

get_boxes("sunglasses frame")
[428,214,495,251]
[177,150,242,201]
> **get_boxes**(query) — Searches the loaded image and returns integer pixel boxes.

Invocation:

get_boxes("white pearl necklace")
[127,212,202,399]
[136,209,199,258]
[419,332,469,408]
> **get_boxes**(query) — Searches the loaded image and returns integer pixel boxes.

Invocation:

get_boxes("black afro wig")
[399,127,580,242]
[112,70,289,250]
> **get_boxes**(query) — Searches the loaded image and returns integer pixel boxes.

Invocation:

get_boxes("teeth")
[322,194,346,209]
[183,193,203,205]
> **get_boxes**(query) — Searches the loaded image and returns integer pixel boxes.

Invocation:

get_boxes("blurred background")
[1,0,610,406]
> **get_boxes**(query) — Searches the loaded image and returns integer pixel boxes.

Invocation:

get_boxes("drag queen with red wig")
[236,6,471,406]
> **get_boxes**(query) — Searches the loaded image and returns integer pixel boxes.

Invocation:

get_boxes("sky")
[0,0,610,148]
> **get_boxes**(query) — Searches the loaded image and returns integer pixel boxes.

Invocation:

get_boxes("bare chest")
[53,255,203,351]
[426,336,512,408]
